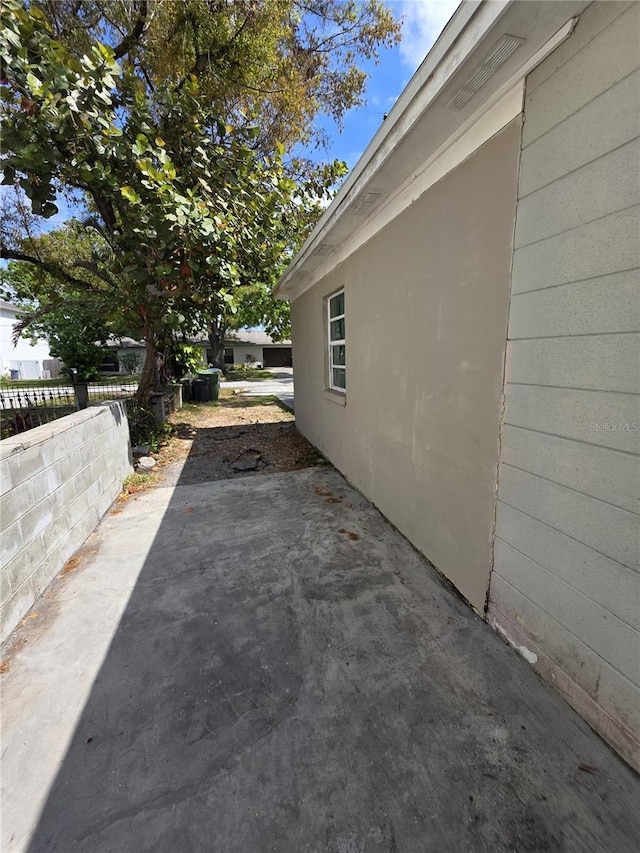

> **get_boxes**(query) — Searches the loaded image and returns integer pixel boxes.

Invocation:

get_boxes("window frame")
[327,289,346,393]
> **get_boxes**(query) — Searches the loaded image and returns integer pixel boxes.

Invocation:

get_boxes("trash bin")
[197,368,222,401]
[192,378,210,403]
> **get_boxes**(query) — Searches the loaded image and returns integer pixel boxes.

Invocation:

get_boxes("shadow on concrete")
[19,418,640,851]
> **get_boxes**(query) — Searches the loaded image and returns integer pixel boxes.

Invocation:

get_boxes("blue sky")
[315,0,460,170]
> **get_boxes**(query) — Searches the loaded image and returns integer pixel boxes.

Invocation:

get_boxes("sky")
[314,0,461,171]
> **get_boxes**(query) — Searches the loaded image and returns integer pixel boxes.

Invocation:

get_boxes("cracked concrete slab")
[1,466,639,852]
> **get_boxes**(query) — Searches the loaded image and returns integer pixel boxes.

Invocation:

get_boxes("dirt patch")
[152,393,325,487]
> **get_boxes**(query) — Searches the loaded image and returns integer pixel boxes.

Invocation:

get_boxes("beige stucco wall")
[291,120,522,611]
[488,1,640,770]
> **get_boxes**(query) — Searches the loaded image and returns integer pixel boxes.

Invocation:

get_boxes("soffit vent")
[349,191,382,215]
[315,244,334,256]
[448,34,524,111]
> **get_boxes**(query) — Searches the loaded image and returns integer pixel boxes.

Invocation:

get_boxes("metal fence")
[0,379,179,446]
[0,379,139,439]
[0,385,77,437]
[87,380,139,401]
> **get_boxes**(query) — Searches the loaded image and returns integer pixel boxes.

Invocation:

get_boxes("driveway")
[2,464,639,851]
[223,367,294,410]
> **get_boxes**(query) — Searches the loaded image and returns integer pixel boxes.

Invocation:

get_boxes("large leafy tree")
[0,1,397,396]
[38,0,400,151]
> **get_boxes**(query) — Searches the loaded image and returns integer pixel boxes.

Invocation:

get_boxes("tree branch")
[0,249,98,291]
[112,0,148,59]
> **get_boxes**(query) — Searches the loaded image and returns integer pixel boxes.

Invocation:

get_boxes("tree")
[1,1,396,395]
[2,1,331,397]
[37,0,400,151]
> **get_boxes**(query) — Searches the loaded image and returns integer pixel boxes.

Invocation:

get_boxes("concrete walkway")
[223,367,294,410]
[2,466,639,852]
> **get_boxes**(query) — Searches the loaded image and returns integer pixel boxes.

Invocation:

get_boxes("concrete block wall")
[489,1,640,769]
[1,402,133,642]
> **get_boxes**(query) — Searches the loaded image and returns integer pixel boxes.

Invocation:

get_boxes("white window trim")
[327,289,345,393]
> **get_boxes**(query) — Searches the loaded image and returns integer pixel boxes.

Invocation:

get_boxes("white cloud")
[396,0,461,70]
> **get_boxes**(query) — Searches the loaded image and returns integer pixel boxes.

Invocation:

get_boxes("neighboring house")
[275,1,640,769]
[105,331,293,372]
[106,336,146,374]
[0,301,60,379]
[215,331,293,368]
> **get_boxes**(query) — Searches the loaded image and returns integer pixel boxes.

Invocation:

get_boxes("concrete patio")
[2,462,639,852]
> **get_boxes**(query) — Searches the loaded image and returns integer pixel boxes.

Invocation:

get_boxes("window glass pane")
[332,368,346,389]
[330,317,345,341]
[331,345,346,366]
[329,292,344,318]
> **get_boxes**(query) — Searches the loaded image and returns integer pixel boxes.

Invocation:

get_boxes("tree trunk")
[137,332,157,403]
[207,318,227,372]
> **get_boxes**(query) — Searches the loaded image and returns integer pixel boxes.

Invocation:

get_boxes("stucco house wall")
[292,120,521,611]
[279,0,639,769]
[0,302,53,379]
[223,332,293,367]
[488,0,640,768]
[228,345,265,365]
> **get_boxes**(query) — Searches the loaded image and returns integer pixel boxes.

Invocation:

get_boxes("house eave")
[274,0,587,302]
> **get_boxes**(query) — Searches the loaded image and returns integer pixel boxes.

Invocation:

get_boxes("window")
[328,289,346,391]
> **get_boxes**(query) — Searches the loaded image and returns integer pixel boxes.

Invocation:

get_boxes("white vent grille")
[448,34,524,111]
[350,192,382,215]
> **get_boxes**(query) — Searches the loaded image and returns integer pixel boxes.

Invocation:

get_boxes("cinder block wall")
[1,402,133,642]
[489,1,640,769]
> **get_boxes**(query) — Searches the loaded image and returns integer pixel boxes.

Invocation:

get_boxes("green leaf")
[41,201,59,218]
[120,186,140,203]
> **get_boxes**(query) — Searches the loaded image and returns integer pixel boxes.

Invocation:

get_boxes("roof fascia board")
[0,301,26,315]
[274,0,510,297]
[282,84,523,302]
[279,15,577,302]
